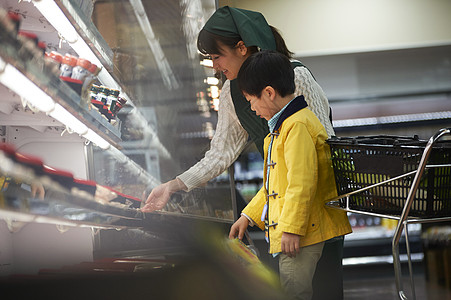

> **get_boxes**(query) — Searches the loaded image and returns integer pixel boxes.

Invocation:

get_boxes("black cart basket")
[327,134,451,218]
[326,128,451,300]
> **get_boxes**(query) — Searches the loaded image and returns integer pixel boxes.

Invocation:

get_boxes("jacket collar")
[273,95,308,132]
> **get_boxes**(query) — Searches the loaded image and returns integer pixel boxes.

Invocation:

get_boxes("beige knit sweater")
[177,65,335,191]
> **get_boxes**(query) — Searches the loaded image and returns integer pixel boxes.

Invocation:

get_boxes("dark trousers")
[312,236,344,300]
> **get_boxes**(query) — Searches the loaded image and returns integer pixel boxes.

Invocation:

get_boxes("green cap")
[203,6,276,51]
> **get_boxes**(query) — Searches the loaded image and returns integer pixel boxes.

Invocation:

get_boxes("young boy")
[229,51,352,300]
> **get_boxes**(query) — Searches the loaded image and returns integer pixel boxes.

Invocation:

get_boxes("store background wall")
[219,0,451,139]
[219,0,451,55]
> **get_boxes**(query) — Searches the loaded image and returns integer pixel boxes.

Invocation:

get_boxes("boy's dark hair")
[237,50,295,98]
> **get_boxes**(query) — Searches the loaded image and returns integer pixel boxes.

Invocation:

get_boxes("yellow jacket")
[242,103,352,254]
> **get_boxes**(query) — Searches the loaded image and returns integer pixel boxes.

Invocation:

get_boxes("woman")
[141,6,334,211]
[141,6,342,299]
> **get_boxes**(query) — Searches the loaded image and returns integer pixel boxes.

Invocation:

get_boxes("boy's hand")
[281,232,300,258]
[229,215,249,240]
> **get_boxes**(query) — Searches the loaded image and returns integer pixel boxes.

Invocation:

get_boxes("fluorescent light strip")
[0,61,55,112]
[83,128,110,149]
[0,58,110,149]
[48,103,88,134]
[129,0,180,90]
[343,253,423,266]
[333,111,451,128]
[31,0,124,97]
[30,0,78,43]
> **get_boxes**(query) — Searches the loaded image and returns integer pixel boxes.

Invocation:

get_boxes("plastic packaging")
[7,11,21,35]
[71,58,92,81]
[37,41,46,55]
[18,31,38,45]
[60,54,77,77]
[106,89,119,110]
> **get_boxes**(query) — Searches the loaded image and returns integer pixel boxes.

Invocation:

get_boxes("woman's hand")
[141,178,186,212]
[281,232,300,258]
[30,181,45,200]
[229,215,250,240]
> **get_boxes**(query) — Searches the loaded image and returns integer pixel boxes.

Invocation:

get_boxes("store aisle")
[343,264,451,300]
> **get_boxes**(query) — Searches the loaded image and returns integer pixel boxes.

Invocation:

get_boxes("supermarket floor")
[343,262,451,300]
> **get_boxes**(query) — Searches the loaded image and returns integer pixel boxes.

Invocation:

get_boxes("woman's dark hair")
[197,25,293,58]
[270,26,293,58]
[237,50,295,98]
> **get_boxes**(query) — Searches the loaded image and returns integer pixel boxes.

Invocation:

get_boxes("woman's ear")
[236,41,248,56]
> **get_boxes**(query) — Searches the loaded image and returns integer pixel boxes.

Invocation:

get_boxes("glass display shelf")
[0,148,234,231]
[0,180,233,232]
[0,149,141,229]
[46,0,128,95]
[54,0,114,70]
[1,0,233,225]
[0,16,122,146]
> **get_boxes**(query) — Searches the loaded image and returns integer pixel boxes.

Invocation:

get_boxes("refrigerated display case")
[0,2,282,297]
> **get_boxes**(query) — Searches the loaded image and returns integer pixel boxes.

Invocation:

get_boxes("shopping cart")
[326,128,451,300]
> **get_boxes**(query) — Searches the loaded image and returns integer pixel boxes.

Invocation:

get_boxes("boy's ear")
[263,86,276,101]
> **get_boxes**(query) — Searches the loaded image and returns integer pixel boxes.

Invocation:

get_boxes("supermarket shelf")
[0,148,233,230]
[55,0,114,70]
[0,18,122,145]
[51,0,171,156]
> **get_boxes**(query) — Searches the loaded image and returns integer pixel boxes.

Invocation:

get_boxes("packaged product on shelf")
[72,57,92,81]
[17,31,40,60]
[0,143,16,159]
[60,54,77,77]
[61,76,83,95]
[7,11,21,35]
[111,97,126,114]
[42,165,74,190]
[82,63,100,89]
[18,31,38,45]
[89,85,106,112]
[97,86,109,105]
[88,64,101,82]
[93,184,118,204]
[88,63,101,79]
[81,64,100,103]
[46,51,62,68]
[72,178,97,196]
[103,109,114,122]
[106,89,119,110]
[44,51,63,76]
[37,41,46,55]
[104,187,142,209]
[89,84,102,109]
[15,152,45,177]
[87,85,119,123]
[48,51,63,64]
[1,144,143,211]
